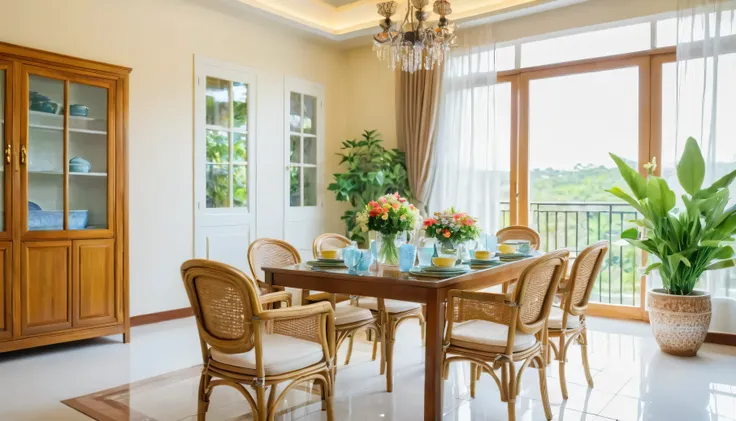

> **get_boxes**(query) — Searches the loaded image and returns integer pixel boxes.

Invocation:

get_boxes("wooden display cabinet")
[0,42,129,353]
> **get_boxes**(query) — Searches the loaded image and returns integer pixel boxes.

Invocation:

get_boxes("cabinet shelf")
[30,124,107,135]
[29,170,107,177]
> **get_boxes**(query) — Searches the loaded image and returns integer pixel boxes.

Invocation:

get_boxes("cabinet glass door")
[24,67,111,233]
[0,64,8,233]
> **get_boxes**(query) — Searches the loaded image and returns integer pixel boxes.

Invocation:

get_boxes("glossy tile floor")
[1,317,735,421]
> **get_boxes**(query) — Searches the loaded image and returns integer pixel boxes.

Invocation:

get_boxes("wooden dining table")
[263,255,541,421]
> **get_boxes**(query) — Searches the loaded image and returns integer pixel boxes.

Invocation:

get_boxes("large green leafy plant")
[328,130,412,242]
[607,137,736,295]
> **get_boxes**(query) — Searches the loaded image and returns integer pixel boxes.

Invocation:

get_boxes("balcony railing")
[500,201,736,304]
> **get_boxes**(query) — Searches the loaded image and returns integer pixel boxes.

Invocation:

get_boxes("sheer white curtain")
[663,0,736,332]
[429,28,504,234]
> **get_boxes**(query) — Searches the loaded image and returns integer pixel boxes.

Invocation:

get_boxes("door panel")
[73,239,116,327]
[0,242,11,340]
[21,241,72,335]
[204,226,251,273]
[0,61,12,239]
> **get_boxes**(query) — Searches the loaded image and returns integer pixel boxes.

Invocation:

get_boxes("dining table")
[263,254,542,421]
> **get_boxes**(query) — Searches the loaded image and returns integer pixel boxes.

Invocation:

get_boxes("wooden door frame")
[515,55,655,320]
[0,61,12,242]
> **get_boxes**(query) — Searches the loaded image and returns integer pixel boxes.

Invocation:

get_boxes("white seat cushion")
[356,297,422,314]
[450,320,536,353]
[335,302,374,326]
[547,306,580,330]
[211,334,324,374]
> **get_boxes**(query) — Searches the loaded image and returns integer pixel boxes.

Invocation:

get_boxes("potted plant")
[607,137,736,356]
[422,208,481,261]
[327,130,412,243]
[355,193,421,267]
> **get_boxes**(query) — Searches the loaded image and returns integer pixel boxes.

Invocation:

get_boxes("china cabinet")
[0,42,129,352]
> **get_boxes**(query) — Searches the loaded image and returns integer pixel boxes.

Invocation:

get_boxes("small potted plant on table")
[607,137,736,356]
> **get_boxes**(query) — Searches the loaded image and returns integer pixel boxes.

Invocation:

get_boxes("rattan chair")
[546,241,608,399]
[247,238,300,298]
[306,234,376,367]
[496,225,542,250]
[180,259,335,421]
[443,249,569,421]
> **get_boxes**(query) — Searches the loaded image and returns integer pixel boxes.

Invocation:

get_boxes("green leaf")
[701,240,725,247]
[621,227,639,240]
[646,177,676,216]
[606,187,646,216]
[667,253,692,272]
[715,246,735,260]
[697,168,736,198]
[643,262,661,275]
[706,258,736,271]
[677,137,706,195]
[610,153,647,199]
[629,219,653,229]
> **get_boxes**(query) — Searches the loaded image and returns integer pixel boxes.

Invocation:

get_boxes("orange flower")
[443,230,451,238]
[392,203,400,210]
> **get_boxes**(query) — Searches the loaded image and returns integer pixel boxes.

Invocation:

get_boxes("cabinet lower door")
[21,241,72,336]
[0,242,11,340]
[73,239,116,327]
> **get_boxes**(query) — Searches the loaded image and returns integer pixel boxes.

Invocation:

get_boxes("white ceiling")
[231,0,586,40]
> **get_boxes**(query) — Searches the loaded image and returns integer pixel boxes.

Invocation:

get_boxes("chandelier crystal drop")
[373,0,457,73]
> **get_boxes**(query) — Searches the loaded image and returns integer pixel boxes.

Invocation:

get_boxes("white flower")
[400,215,406,221]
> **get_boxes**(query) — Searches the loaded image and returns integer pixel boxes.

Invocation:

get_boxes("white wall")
[0,0,349,316]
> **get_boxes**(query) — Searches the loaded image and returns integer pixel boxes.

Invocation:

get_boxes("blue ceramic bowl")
[69,157,91,173]
[28,210,88,230]
[69,104,89,117]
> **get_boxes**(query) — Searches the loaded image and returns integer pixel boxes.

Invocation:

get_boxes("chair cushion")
[211,334,324,374]
[356,297,422,314]
[450,320,536,353]
[335,302,374,326]
[547,306,580,330]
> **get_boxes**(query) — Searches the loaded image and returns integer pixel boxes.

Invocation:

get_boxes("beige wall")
[343,0,679,143]
[0,0,349,316]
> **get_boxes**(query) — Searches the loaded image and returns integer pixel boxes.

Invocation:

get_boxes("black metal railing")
[500,201,641,306]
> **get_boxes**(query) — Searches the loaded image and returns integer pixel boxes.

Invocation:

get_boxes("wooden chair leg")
[379,324,387,375]
[256,385,268,421]
[537,356,553,420]
[506,361,517,421]
[344,332,355,365]
[558,334,568,400]
[470,364,477,398]
[580,329,594,388]
[371,330,379,361]
[197,373,211,421]
[385,321,395,393]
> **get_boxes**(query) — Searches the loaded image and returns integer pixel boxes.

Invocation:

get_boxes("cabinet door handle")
[4,144,9,165]
[20,146,27,165]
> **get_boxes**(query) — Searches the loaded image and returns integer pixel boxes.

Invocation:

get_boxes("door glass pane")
[290,135,301,163]
[0,69,5,231]
[68,82,108,230]
[303,167,317,206]
[206,164,229,208]
[233,81,247,129]
[290,92,301,132]
[206,130,228,163]
[233,165,247,208]
[304,137,317,165]
[289,167,301,206]
[233,133,247,162]
[206,77,229,127]
[303,95,317,135]
[528,67,642,305]
[28,75,64,230]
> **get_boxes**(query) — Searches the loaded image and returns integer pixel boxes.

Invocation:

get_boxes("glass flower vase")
[376,232,406,267]
[435,240,460,262]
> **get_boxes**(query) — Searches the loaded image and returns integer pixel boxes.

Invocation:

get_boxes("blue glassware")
[399,244,417,272]
[417,246,434,267]
[370,240,377,259]
[343,248,361,273]
[358,249,373,271]
[486,235,498,252]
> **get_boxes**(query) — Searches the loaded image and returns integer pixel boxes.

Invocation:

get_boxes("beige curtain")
[396,65,443,212]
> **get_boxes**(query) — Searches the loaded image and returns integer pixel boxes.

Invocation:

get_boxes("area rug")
[62,365,323,421]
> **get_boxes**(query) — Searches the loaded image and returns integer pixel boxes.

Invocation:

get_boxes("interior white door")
[194,57,257,272]
[284,78,325,260]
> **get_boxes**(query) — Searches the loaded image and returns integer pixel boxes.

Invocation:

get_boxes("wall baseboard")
[130,307,194,327]
[705,331,736,347]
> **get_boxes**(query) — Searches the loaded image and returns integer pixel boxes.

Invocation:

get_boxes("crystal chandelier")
[373,0,457,73]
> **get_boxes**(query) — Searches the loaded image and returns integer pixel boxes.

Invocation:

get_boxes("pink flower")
[399,198,406,203]
[368,201,378,208]
[378,197,387,204]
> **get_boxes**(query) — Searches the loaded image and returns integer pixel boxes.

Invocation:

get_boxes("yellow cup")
[498,244,516,254]
[474,250,492,260]
[321,249,339,259]
[432,256,456,268]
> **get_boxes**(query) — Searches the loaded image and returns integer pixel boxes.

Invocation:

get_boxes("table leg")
[424,290,445,421]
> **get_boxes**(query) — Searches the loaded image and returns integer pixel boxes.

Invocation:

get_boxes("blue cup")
[399,244,417,272]
[358,249,373,271]
[418,247,434,267]
[343,247,361,273]
[486,235,498,252]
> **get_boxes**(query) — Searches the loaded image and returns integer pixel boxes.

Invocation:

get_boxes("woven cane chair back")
[511,249,568,334]
[566,241,609,315]
[313,233,352,258]
[496,226,541,250]
[247,238,301,292]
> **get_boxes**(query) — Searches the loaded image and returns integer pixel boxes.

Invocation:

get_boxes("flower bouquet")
[356,193,421,266]
[423,208,481,259]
